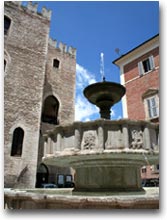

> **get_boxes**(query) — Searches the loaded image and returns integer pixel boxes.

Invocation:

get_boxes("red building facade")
[113,34,159,185]
[113,34,159,123]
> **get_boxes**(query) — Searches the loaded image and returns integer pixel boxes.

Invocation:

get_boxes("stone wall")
[4,2,51,188]
[43,40,76,126]
[37,39,76,184]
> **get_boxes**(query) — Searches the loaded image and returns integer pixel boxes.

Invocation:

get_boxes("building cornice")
[113,34,159,67]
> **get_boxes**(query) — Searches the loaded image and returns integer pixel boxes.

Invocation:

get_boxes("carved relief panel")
[129,127,144,149]
[81,131,98,150]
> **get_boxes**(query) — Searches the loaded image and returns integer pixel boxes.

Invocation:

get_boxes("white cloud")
[75,64,98,121]
[75,95,99,121]
[76,64,96,89]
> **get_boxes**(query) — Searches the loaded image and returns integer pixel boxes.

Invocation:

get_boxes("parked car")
[64,181,75,188]
[142,179,159,187]
[41,183,57,188]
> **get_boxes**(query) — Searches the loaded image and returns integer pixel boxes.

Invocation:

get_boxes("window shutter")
[149,55,155,70]
[146,96,159,119]
[147,99,152,118]
[138,61,143,76]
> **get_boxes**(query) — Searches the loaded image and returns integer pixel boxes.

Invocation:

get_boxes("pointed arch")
[41,95,59,125]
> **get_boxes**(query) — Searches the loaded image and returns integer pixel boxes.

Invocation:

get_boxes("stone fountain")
[4,54,159,209]
[42,117,158,194]
[41,59,158,194]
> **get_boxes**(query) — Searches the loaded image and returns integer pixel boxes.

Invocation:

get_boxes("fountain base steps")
[4,187,159,209]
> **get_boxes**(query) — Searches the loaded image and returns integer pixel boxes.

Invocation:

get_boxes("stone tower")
[36,39,76,187]
[4,1,76,188]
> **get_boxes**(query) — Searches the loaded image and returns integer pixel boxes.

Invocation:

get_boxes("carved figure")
[130,130,143,149]
[83,132,96,150]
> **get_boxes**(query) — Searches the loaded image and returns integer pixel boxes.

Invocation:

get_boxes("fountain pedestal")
[97,100,112,119]
[72,155,143,192]
[75,167,141,192]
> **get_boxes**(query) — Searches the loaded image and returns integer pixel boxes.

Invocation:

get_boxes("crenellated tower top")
[49,38,77,59]
[12,1,52,20]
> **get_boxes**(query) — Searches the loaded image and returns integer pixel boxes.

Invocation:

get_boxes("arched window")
[11,127,24,157]
[4,15,11,35]
[42,95,59,125]
[53,59,60,68]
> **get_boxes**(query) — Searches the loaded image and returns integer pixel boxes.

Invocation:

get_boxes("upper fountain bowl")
[83,81,126,119]
[84,81,126,106]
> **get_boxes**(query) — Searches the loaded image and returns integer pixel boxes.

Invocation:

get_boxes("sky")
[22,0,159,122]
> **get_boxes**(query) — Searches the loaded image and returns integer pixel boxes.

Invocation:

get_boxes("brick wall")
[123,47,159,120]
[141,165,159,180]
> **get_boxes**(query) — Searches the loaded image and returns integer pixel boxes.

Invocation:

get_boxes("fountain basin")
[42,119,159,193]
[43,150,158,192]
[83,81,126,119]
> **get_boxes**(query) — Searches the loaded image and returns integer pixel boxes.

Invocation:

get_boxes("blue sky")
[22,1,159,121]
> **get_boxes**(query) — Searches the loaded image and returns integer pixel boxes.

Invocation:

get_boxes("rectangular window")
[141,167,147,173]
[143,59,151,72]
[147,96,159,119]
[53,59,60,68]
[57,174,64,187]
[138,55,155,76]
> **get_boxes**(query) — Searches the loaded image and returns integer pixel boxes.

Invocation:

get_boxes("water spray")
[100,52,105,81]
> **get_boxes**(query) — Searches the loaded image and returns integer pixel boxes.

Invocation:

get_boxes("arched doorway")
[41,95,59,125]
[36,163,49,188]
